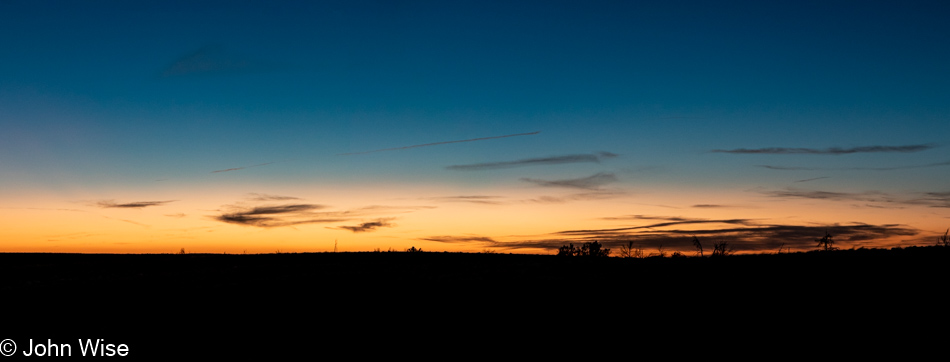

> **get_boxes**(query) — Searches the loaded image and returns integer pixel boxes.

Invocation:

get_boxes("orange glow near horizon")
[4,182,947,255]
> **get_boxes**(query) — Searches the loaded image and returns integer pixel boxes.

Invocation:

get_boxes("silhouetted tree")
[582,241,610,257]
[406,246,423,252]
[692,236,703,257]
[558,243,579,256]
[557,241,610,257]
[712,241,730,257]
[938,229,949,247]
[816,231,836,251]
[619,241,643,258]
[618,241,633,258]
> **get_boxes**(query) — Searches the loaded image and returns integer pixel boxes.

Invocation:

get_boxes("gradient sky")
[2,0,949,254]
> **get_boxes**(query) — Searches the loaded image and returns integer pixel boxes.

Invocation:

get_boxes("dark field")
[5,247,947,294]
[3,248,946,358]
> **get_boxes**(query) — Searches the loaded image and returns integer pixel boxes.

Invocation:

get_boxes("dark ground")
[2,248,947,358]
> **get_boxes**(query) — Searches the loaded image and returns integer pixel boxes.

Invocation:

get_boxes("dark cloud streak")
[211,162,275,173]
[762,188,950,208]
[762,188,895,203]
[713,144,935,155]
[794,176,830,183]
[97,200,176,208]
[520,190,625,204]
[447,152,617,171]
[422,236,498,244]
[214,204,339,228]
[338,131,540,156]
[335,219,395,233]
[520,172,617,190]
[246,193,300,201]
[557,218,755,235]
[759,160,950,172]
[599,215,690,221]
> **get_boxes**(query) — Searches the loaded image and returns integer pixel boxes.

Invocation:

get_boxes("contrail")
[337,131,541,156]
[211,162,275,173]
[794,176,830,183]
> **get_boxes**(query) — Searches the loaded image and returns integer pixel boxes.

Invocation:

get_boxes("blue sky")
[2,0,949,254]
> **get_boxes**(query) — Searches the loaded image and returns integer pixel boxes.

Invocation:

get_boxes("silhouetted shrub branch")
[938,229,949,247]
[618,241,642,258]
[557,241,610,257]
[712,241,730,257]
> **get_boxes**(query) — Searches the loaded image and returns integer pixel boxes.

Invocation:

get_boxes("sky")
[2,0,949,254]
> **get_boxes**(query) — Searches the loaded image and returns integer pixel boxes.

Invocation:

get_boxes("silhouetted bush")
[406,246,424,253]
[618,241,642,258]
[557,241,610,257]
[712,241,730,257]
[557,243,579,256]
[816,232,836,251]
[938,229,949,247]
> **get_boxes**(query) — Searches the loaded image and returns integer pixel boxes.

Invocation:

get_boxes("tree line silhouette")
[554,229,907,258]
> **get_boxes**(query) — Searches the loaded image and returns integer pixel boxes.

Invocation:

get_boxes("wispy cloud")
[421,235,498,244]
[338,131,540,156]
[447,152,618,171]
[426,192,622,206]
[908,192,950,208]
[424,196,506,205]
[114,218,149,227]
[761,188,950,208]
[334,218,395,233]
[599,215,691,221]
[214,204,342,228]
[97,200,176,209]
[342,205,437,214]
[161,45,277,77]
[212,199,429,228]
[521,190,625,204]
[556,218,756,236]
[712,144,935,155]
[794,176,830,183]
[758,165,817,171]
[211,162,275,173]
[520,172,617,190]
[762,188,896,203]
[246,193,300,201]
[758,160,950,171]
